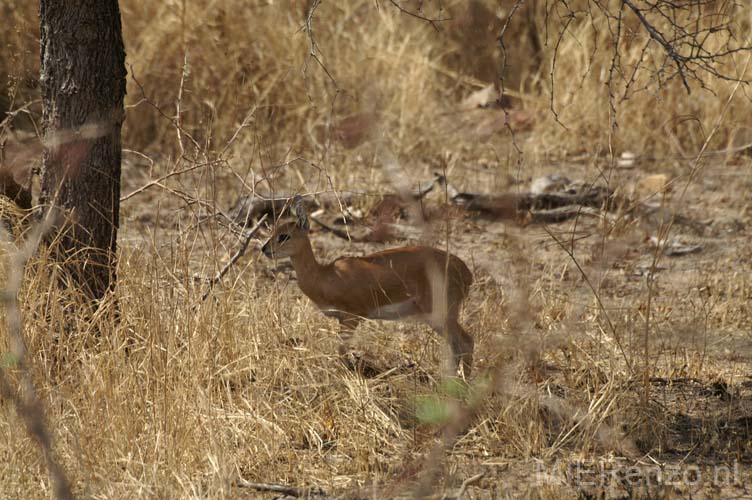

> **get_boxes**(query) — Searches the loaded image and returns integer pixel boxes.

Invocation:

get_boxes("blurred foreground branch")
[0,215,73,499]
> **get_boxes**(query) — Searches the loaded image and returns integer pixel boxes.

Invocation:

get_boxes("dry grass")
[1,0,752,498]
[524,1,752,157]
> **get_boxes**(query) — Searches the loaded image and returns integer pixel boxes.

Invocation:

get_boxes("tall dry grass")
[4,1,751,160]
[523,0,752,157]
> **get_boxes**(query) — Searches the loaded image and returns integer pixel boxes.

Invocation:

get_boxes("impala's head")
[261,197,310,259]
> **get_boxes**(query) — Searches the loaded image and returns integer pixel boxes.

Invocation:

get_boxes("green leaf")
[1,352,19,368]
[439,377,470,399]
[415,395,453,425]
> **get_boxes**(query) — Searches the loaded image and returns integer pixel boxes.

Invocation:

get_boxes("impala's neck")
[289,236,325,292]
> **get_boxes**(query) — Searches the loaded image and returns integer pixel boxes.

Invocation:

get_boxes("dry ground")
[1,1,752,498]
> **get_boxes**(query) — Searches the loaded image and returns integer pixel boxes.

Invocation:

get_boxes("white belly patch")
[315,299,421,322]
[367,299,421,320]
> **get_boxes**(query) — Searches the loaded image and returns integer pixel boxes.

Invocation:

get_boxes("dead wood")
[234,478,327,498]
[451,192,529,221]
[529,205,602,224]
[228,177,438,227]
[449,187,615,224]
[228,195,320,226]
[309,214,372,242]
[438,173,617,224]
[310,214,405,244]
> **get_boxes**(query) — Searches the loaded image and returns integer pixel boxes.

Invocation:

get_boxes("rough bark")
[39,0,126,300]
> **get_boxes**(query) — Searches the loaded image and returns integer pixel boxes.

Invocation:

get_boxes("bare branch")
[622,0,693,92]
[387,0,452,31]
[199,214,267,302]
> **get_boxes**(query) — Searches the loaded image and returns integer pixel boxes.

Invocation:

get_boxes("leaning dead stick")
[309,177,441,243]
[199,214,267,302]
[309,213,369,242]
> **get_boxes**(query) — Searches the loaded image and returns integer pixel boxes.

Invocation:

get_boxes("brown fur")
[262,220,474,376]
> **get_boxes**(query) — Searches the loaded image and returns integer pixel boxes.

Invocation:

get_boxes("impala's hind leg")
[447,318,473,377]
[337,314,378,373]
[426,302,474,378]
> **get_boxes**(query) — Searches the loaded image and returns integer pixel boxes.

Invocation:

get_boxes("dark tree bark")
[39,0,126,301]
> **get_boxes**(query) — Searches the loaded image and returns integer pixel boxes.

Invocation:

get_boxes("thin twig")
[120,159,223,202]
[442,472,485,500]
[541,223,634,374]
[199,214,267,302]
[621,0,692,92]
[128,64,203,154]
[388,0,450,31]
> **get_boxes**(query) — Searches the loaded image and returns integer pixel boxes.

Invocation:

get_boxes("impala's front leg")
[336,313,378,374]
[336,314,361,357]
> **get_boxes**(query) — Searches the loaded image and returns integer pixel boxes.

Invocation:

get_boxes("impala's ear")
[293,196,310,232]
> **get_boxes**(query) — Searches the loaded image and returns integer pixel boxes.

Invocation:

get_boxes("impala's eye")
[277,234,291,243]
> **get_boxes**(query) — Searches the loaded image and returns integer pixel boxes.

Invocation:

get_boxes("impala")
[261,198,474,376]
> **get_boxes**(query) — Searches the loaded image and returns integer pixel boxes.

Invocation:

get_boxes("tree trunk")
[39,0,126,301]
